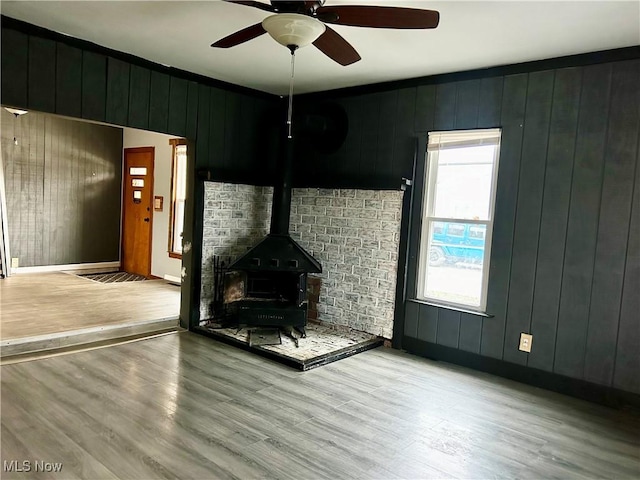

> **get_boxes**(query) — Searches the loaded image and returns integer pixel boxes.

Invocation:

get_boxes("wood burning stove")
[228,271,309,330]
[223,137,321,337]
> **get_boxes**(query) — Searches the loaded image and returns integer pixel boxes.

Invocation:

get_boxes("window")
[168,139,187,258]
[417,129,501,312]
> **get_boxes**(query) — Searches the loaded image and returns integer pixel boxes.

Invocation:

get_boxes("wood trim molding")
[168,140,186,259]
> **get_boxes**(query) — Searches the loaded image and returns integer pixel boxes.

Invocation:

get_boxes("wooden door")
[122,147,154,277]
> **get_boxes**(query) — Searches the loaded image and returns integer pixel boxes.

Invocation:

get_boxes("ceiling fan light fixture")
[262,13,326,49]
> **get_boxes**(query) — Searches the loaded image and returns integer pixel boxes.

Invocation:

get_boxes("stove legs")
[281,325,302,348]
[294,325,306,338]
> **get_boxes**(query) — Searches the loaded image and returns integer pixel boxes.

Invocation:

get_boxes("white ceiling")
[2,1,639,96]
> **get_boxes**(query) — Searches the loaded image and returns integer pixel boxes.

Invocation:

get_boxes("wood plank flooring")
[1,331,639,479]
[0,272,180,340]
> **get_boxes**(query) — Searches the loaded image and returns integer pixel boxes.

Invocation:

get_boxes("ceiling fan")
[211,1,440,66]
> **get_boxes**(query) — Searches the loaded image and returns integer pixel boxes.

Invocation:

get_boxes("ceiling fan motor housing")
[271,1,325,15]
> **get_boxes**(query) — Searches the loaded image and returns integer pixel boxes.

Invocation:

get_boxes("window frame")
[416,128,501,313]
[168,138,187,260]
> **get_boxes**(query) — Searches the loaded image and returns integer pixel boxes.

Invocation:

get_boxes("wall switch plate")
[11,258,19,269]
[519,333,533,353]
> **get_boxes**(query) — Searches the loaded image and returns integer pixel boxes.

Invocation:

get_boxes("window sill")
[169,252,182,260]
[407,298,493,318]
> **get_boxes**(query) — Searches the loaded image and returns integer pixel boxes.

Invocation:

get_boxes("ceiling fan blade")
[211,23,267,48]
[223,1,274,13]
[317,5,440,29]
[313,26,361,66]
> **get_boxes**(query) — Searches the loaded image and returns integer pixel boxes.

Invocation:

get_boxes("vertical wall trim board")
[392,141,419,348]
[405,135,429,298]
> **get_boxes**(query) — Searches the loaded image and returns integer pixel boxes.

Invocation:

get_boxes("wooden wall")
[1,109,122,267]
[1,17,279,328]
[298,54,640,396]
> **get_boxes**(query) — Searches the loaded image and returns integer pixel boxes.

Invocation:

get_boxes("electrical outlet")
[519,333,533,353]
[11,258,19,269]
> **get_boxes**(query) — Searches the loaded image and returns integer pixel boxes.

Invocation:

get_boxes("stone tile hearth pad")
[196,322,383,370]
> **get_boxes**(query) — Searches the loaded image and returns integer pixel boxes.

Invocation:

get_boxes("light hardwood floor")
[1,331,638,479]
[0,272,180,340]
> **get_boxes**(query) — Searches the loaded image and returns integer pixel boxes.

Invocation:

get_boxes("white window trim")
[416,128,501,313]
[168,139,187,258]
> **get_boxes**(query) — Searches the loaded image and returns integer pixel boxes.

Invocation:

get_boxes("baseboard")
[13,261,120,275]
[163,274,181,285]
[403,336,640,409]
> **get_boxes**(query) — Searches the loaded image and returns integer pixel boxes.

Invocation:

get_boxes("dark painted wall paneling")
[554,63,612,379]
[1,109,122,267]
[185,81,199,141]
[434,83,457,130]
[81,51,107,122]
[224,90,240,170]
[393,88,416,180]
[55,42,82,118]
[1,20,279,331]
[477,77,504,127]
[28,36,56,113]
[105,57,130,126]
[148,71,170,133]
[482,73,527,360]
[527,67,582,373]
[195,84,211,166]
[128,65,151,130]
[614,137,640,393]
[584,61,640,386]
[454,80,480,130]
[503,70,554,366]
[168,76,188,137]
[1,28,28,107]
[296,58,640,395]
[417,303,438,343]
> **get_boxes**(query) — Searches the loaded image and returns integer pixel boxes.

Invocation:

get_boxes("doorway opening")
[0,108,186,359]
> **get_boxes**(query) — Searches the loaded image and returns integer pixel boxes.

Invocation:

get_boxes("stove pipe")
[270,137,294,235]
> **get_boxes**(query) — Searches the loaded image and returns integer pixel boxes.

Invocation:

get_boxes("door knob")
[144,217,150,222]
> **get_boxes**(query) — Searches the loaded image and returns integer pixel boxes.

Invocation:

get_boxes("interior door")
[122,147,154,277]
